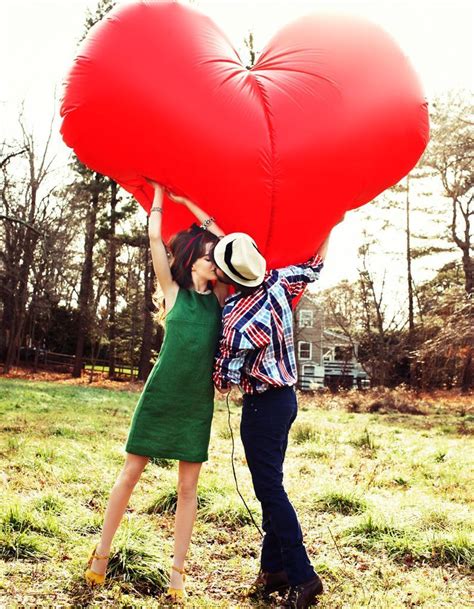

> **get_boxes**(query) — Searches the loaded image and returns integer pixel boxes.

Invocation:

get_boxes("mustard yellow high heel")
[167,564,187,601]
[84,544,109,586]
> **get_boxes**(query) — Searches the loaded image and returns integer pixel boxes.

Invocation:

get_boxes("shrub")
[200,493,258,527]
[347,515,401,541]
[367,387,425,415]
[33,494,66,514]
[106,543,168,594]
[34,446,56,462]
[1,503,61,538]
[149,457,174,469]
[350,429,377,454]
[0,530,47,560]
[145,484,216,515]
[314,491,367,515]
[292,422,316,444]
[345,516,474,567]
[51,426,78,439]
[145,488,178,515]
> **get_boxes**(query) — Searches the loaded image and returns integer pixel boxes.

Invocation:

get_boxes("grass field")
[0,377,473,608]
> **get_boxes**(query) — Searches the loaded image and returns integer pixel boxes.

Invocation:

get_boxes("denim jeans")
[241,386,316,585]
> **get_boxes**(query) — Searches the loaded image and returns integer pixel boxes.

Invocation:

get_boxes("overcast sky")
[1,0,472,290]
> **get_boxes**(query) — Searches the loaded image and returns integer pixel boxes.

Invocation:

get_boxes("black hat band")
[224,240,258,281]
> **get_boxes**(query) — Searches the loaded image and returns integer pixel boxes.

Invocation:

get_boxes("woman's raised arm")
[147,181,176,299]
[167,192,225,238]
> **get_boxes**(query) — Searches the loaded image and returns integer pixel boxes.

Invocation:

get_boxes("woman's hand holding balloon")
[167,192,191,206]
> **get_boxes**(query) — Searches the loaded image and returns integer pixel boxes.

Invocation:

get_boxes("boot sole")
[247,583,290,599]
[306,580,324,606]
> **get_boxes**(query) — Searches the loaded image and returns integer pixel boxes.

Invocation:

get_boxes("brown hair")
[168,224,219,289]
[153,225,219,322]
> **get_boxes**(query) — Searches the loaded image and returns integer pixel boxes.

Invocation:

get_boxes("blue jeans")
[241,386,316,586]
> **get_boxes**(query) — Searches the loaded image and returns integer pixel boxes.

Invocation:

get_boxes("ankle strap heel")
[167,564,187,600]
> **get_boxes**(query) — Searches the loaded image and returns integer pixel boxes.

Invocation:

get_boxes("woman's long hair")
[169,224,219,289]
[153,224,219,320]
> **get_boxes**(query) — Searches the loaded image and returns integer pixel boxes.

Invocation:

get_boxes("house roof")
[322,329,353,343]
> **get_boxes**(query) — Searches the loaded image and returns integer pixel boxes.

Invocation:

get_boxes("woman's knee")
[177,479,198,502]
[119,458,147,488]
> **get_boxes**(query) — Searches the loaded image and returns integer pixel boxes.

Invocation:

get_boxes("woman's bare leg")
[169,461,203,589]
[89,452,149,575]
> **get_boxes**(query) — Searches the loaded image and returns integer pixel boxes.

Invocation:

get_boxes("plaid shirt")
[213,254,324,394]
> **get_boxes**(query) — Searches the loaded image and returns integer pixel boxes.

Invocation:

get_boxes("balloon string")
[226,392,263,538]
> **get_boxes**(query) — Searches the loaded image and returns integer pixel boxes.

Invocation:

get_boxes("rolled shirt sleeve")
[276,253,324,299]
[213,327,253,390]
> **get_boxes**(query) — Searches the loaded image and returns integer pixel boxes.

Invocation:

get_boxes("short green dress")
[125,288,221,462]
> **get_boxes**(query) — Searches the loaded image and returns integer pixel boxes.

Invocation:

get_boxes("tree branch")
[0,215,43,236]
[0,148,27,169]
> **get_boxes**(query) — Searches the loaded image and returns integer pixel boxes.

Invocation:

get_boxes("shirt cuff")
[213,374,231,390]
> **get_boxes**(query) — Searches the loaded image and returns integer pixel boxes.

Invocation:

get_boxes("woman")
[85,180,226,600]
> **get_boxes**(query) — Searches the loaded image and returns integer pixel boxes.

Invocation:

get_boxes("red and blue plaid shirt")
[213,254,324,394]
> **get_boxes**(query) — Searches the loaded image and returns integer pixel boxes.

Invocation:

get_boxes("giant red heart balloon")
[61,1,429,268]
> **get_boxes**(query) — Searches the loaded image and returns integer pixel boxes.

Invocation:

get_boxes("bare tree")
[138,227,155,380]
[71,165,108,377]
[107,181,118,378]
[80,0,116,42]
[244,31,257,68]
[0,114,58,372]
[422,92,473,294]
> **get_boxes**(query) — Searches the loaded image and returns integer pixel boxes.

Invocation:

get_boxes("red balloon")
[60,1,429,268]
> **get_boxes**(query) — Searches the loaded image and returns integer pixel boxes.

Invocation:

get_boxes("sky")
[1,0,473,291]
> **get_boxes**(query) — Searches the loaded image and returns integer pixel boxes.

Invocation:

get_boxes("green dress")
[125,288,221,462]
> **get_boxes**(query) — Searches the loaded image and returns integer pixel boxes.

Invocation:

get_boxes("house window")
[302,363,317,376]
[334,346,353,361]
[298,309,313,328]
[298,341,312,360]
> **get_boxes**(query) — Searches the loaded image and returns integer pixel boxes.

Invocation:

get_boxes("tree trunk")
[406,176,415,334]
[462,249,473,295]
[405,175,416,387]
[0,274,14,363]
[72,175,100,377]
[108,181,118,379]
[452,195,473,296]
[138,234,154,381]
[460,347,473,393]
[3,159,39,372]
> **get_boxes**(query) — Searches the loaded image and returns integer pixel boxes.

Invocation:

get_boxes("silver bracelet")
[200,216,215,230]
[150,206,163,213]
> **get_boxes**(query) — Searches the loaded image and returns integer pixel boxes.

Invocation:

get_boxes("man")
[212,232,329,609]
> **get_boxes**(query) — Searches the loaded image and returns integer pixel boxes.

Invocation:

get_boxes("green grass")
[145,487,180,515]
[104,527,168,595]
[144,479,258,526]
[313,490,367,515]
[350,427,378,455]
[0,529,48,560]
[345,515,474,567]
[291,421,317,444]
[0,378,473,608]
[199,492,259,526]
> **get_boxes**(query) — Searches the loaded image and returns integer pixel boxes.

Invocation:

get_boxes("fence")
[17,347,139,381]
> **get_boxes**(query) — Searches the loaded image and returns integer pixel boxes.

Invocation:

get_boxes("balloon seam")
[249,74,277,255]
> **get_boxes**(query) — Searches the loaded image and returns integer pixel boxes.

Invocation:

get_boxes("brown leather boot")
[247,569,290,598]
[279,574,324,608]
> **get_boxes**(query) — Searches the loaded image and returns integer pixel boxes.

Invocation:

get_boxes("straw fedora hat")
[213,233,266,287]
